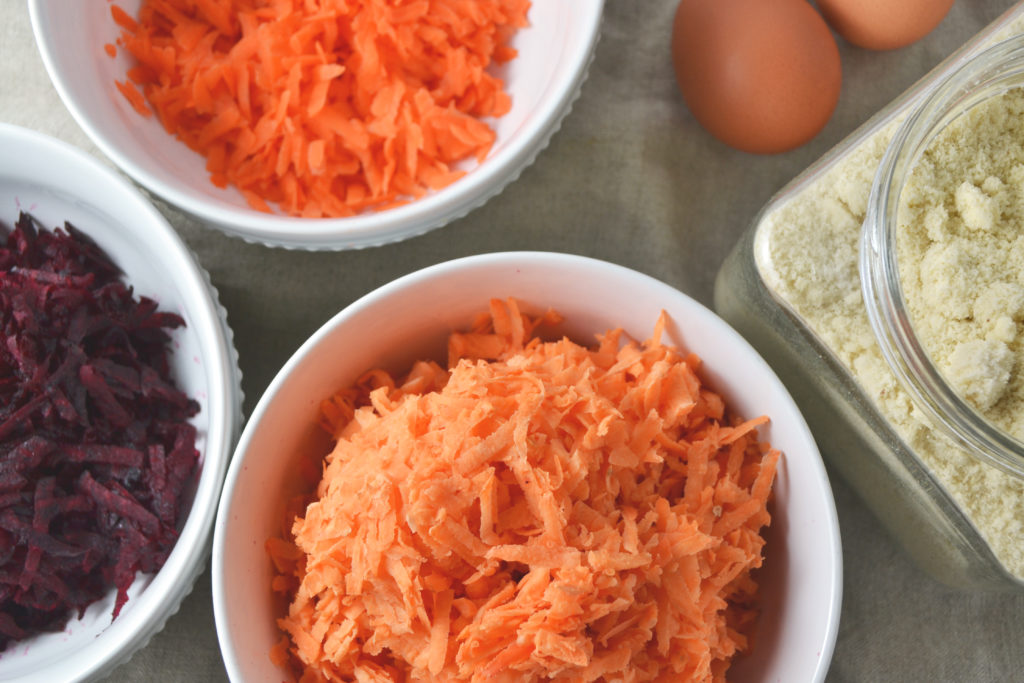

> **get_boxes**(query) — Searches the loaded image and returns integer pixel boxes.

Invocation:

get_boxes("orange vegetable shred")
[109,0,528,217]
[269,299,781,682]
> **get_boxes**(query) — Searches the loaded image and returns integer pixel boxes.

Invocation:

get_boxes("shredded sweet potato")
[269,299,780,682]
[110,0,528,217]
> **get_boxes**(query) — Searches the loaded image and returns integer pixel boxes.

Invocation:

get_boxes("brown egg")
[671,0,842,155]
[817,0,955,51]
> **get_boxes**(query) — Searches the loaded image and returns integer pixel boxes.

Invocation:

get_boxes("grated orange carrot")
[268,299,781,682]
[115,79,152,118]
[109,0,528,217]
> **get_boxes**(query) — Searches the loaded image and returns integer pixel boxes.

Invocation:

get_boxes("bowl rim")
[212,251,842,683]
[0,123,242,681]
[27,0,606,249]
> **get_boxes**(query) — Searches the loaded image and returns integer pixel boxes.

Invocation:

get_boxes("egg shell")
[817,0,955,51]
[671,0,842,155]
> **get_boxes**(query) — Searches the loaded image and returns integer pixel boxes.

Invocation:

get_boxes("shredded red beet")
[0,212,200,650]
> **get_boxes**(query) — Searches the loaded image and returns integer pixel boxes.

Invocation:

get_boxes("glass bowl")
[861,35,1024,478]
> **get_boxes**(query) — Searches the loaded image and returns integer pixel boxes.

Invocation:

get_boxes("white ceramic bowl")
[0,124,242,682]
[213,252,842,682]
[28,1,603,250]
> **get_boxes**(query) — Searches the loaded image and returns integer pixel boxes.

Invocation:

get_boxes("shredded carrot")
[115,79,152,118]
[268,300,781,682]
[109,0,528,217]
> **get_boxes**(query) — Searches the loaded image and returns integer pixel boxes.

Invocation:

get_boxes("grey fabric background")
[3,1,1024,680]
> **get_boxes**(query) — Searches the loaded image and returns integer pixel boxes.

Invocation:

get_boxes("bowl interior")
[214,252,841,683]
[28,0,603,247]
[0,124,236,681]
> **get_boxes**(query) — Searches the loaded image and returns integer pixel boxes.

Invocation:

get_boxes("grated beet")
[0,213,199,650]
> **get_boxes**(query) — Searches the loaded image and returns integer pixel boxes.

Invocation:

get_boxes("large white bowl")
[28,1,603,249]
[0,124,243,682]
[212,252,842,682]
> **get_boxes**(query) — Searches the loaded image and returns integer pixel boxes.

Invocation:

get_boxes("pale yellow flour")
[898,87,1024,426]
